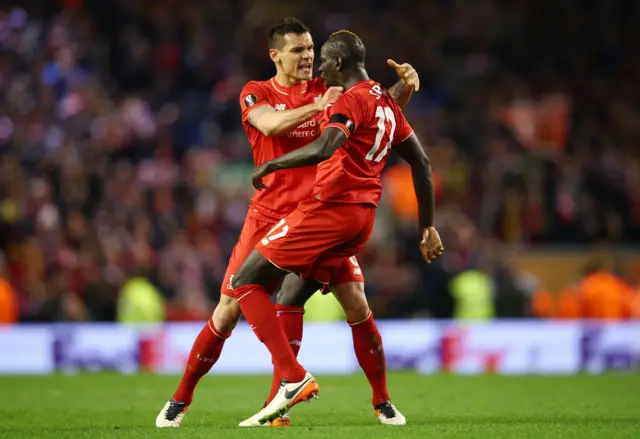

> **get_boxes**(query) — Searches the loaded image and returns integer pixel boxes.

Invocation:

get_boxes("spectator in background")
[449,260,495,321]
[1,1,640,322]
[41,46,88,107]
[0,252,18,324]
[631,294,640,319]
[579,261,634,320]
[117,271,165,324]
[555,284,582,320]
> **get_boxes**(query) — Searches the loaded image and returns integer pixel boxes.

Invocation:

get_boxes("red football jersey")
[240,77,327,220]
[313,80,414,206]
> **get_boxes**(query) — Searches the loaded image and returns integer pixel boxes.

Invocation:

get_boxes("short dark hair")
[268,17,311,50]
[324,30,366,68]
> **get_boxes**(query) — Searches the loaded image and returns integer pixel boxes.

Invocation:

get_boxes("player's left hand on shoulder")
[419,226,444,264]
[387,59,420,92]
[252,164,271,190]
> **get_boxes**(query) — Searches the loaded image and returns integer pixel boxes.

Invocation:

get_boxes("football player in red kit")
[156,18,419,428]
[231,30,444,427]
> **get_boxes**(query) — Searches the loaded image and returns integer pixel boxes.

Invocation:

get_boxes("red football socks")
[236,285,307,383]
[266,304,305,403]
[350,311,390,406]
[173,317,230,404]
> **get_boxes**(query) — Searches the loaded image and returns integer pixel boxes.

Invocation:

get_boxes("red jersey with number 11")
[313,80,414,207]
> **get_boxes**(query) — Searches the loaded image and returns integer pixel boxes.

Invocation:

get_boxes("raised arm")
[251,127,346,189]
[386,59,420,109]
[248,86,343,136]
[248,103,320,136]
[388,80,414,109]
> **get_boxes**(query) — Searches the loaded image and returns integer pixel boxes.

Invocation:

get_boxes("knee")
[332,282,370,323]
[276,288,308,308]
[230,258,259,289]
[230,272,244,290]
[212,295,242,333]
[277,276,321,308]
[344,300,370,324]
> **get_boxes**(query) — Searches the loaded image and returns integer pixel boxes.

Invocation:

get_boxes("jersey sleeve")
[391,107,414,146]
[322,93,363,138]
[239,82,272,124]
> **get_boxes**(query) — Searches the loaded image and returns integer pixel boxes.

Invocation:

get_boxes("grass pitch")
[0,373,638,438]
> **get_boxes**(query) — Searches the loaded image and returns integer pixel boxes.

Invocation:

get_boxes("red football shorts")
[221,212,279,298]
[257,198,375,285]
[221,207,364,298]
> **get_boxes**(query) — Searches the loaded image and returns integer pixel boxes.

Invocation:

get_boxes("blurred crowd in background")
[1,0,639,324]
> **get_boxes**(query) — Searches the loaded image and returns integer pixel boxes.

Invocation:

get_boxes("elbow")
[317,145,337,162]
[317,137,343,162]
[396,96,409,110]
[318,150,334,162]
[412,155,432,174]
[254,120,281,137]
[311,142,335,163]
[257,125,277,136]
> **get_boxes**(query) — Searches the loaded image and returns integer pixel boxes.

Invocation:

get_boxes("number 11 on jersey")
[366,106,396,162]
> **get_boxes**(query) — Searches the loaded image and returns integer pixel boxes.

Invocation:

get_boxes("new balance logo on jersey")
[274,104,287,111]
[290,340,302,347]
[354,268,362,275]
[227,275,235,290]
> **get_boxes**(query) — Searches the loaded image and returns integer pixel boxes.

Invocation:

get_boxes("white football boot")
[156,399,189,427]
[375,401,406,425]
[239,372,319,427]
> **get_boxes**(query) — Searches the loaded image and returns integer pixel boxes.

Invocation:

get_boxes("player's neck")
[274,72,306,88]
[343,69,369,91]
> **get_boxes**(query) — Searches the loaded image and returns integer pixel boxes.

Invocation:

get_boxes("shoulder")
[348,81,382,104]
[340,82,377,113]
[329,91,361,116]
[240,80,273,108]
[365,81,403,112]
[342,84,372,105]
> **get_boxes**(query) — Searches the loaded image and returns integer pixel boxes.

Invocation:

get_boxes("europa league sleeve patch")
[244,94,258,108]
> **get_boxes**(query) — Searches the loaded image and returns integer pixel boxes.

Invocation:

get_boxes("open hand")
[318,86,344,110]
[387,59,420,91]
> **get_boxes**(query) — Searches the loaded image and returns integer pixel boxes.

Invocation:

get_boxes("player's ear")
[269,49,280,64]
[336,57,343,71]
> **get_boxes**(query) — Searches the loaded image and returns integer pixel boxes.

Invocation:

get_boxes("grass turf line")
[0,373,638,438]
